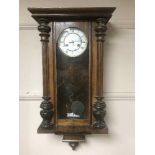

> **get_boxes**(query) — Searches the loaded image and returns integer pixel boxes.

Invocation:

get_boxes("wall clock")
[28,7,116,150]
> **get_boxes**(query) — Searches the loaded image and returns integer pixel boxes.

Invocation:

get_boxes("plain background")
[19,1,134,155]
[2,0,155,155]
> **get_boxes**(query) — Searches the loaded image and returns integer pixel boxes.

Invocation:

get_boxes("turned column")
[38,19,54,129]
[92,18,107,128]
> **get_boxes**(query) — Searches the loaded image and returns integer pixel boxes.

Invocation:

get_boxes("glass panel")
[56,31,89,119]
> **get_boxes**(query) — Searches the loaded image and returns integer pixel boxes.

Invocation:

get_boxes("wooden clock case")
[28,7,116,150]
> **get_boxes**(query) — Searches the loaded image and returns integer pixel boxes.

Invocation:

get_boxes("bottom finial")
[69,142,79,150]
[92,96,106,128]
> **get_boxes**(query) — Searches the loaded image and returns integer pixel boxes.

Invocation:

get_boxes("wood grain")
[38,125,108,134]
[29,7,115,149]
[28,7,116,23]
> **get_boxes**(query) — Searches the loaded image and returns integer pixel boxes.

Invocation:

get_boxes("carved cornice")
[28,7,116,23]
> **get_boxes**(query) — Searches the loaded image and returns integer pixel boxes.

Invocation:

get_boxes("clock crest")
[28,7,116,150]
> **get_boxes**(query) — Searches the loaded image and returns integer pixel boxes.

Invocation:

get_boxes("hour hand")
[69,41,74,43]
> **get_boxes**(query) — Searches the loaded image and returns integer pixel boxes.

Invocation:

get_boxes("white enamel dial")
[58,28,88,57]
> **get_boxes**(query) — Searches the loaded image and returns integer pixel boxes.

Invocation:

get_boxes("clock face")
[58,28,88,57]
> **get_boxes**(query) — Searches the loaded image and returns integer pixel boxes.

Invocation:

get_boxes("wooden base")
[38,125,108,150]
[37,125,108,134]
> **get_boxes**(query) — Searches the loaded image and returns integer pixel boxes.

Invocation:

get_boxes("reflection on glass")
[56,42,89,119]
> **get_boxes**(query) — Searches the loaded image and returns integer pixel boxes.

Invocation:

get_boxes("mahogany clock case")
[28,7,116,150]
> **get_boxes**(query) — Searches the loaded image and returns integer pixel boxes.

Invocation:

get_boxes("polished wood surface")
[38,125,108,134]
[29,7,116,150]
[28,7,116,23]
[37,19,54,129]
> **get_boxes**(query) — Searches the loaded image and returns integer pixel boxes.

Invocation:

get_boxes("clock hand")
[69,41,74,44]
